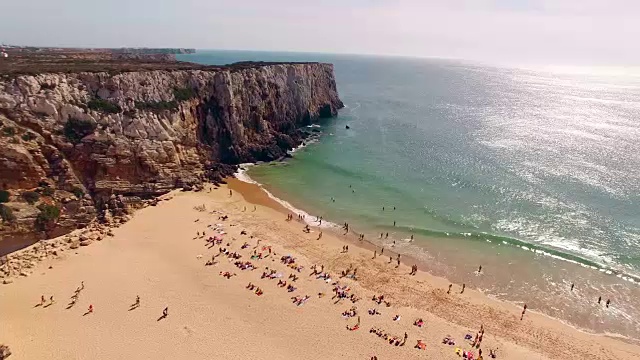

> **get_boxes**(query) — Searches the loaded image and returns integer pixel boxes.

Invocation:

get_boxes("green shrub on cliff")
[64,118,97,144]
[35,204,60,230]
[173,87,196,101]
[71,186,84,199]
[87,99,122,114]
[21,131,37,142]
[0,204,15,223]
[2,127,15,137]
[0,190,10,203]
[22,191,40,205]
[42,186,55,197]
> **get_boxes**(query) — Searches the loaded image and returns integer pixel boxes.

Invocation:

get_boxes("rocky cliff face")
[0,63,343,254]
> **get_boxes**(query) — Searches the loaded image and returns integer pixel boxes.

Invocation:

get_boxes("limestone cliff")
[0,62,343,254]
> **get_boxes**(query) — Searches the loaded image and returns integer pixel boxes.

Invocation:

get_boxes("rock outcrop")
[0,62,343,254]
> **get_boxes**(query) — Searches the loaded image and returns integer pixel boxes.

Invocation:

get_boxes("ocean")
[178,50,640,340]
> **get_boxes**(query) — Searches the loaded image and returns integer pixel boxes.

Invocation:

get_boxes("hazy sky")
[1,0,638,65]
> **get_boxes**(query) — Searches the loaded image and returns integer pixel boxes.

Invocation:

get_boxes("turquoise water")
[179,51,640,339]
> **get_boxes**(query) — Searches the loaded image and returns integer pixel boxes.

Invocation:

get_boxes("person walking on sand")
[410,234,414,241]
[135,295,140,307]
[229,189,233,197]
[606,299,611,308]
[380,247,384,255]
[598,296,602,304]
[49,295,55,304]
[163,307,168,317]
[317,232,323,240]
[478,265,482,273]
[88,304,93,313]
[41,295,46,306]
[373,250,377,259]
[447,284,452,294]
[520,304,527,320]
[570,283,574,291]
[461,283,466,294]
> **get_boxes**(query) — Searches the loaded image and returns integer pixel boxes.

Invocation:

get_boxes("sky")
[1,0,638,65]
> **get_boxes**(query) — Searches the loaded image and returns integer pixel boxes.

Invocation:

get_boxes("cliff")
[0,62,343,255]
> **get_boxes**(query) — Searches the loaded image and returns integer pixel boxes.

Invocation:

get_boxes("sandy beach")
[1,179,639,360]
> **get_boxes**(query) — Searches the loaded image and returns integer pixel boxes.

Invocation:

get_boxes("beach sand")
[1,179,639,359]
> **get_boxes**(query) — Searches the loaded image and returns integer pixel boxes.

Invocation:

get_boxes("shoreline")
[1,182,639,359]
[242,163,640,285]
[229,171,640,343]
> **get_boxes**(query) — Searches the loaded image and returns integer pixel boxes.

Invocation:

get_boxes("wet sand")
[0,180,638,359]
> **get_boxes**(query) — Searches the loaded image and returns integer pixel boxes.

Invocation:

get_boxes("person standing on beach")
[598,296,602,304]
[520,304,527,320]
[478,265,482,273]
[461,284,466,294]
[40,295,45,306]
[163,307,169,317]
[381,247,384,255]
[410,235,414,241]
[49,295,55,304]
[606,299,611,308]
[447,284,452,294]
[317,232,323,240]
[385,233,389,239]
[570,283,574,291]
[88,304,93,313]
[373,250,377,259]
[229,189,233,197]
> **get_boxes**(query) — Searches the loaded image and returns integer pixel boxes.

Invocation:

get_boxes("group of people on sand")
[205,197,507,359]
[245,282,264,296]
[372,294,392,307]
[66,281,84,309]
[45,280,167,320]
[369,327,408,346]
